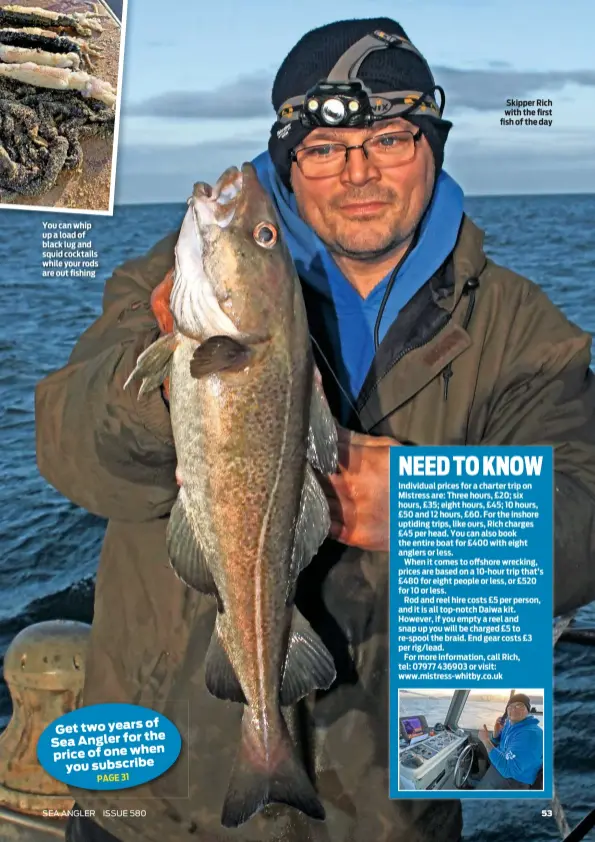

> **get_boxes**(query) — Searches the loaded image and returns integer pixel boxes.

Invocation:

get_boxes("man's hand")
[478,724,495,751]
[494,717,504,738]
[320,424,401,552]
[478,725,490,743]
[151,269,174,400]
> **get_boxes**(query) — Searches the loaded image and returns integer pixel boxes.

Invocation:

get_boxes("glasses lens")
[296,144,346,178]
[366,132,416,166]
[295,131,418,178]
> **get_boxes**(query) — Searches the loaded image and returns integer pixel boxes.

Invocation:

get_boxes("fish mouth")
[174,165,255,342]
[191,166,244,229]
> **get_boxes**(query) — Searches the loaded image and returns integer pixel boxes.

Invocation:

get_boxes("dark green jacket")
[35,215,595,842]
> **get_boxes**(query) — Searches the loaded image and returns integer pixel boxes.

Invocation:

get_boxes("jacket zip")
[359,277,480,412]
[442,279,479,401]
[359,313,453,414]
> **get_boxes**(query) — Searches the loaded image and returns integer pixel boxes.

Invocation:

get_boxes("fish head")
[171,162,296,345]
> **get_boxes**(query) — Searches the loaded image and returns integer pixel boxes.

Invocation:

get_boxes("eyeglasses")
[290,128,422,179]
[507,703,528,711]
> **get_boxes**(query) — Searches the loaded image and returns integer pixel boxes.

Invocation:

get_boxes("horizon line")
[114,190,595,207]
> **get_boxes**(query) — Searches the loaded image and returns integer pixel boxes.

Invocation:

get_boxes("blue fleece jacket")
[489,716,543,785]
[250,151,464,413]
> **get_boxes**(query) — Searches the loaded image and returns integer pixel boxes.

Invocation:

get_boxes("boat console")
[398,715,468,791]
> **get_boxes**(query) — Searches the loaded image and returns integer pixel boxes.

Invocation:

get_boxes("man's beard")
[323,229,409,261]
[317,188,410,261]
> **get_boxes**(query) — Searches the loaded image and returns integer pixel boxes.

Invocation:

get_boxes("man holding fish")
[36,16,595,842]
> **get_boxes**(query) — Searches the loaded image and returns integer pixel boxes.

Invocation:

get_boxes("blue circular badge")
[37,703,182,790]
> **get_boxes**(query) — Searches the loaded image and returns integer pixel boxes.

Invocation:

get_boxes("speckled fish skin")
[127,162,337,828]
[172,163,313,723]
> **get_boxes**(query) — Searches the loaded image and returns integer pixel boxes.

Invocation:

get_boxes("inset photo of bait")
[0,0,126,213]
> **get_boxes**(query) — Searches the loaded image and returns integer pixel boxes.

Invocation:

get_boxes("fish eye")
[253,222,278,249]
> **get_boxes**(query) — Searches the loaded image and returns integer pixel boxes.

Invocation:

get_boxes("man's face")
[507,702,529,723]
[290,117,435,261]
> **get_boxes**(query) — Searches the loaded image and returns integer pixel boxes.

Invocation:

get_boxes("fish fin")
[221,714,325,828]
[124,333,176,397]
[289,463,330,598]
[166,490,219,599]
[205,631,247,704]
[307,369,338,475]
[280,609,336,707]
[190,335,252,379]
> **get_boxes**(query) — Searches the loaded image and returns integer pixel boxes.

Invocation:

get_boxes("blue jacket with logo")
[489,715,543,784]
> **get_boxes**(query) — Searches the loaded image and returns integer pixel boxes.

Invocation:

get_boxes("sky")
[113,0,595,204]
[402,689,543,700]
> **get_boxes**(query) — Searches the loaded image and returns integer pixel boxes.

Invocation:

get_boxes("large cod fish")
[126,163,338,828]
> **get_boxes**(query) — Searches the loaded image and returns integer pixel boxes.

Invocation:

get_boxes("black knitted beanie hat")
[268,17,452,187]
[507,694,532,712]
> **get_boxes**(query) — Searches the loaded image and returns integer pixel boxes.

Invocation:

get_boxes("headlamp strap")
[276,30,442,125]
[326,30,434,86]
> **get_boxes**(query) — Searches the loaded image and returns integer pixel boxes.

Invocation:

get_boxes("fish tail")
[221,711,325,828]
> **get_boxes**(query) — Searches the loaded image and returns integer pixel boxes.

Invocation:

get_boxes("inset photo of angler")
[398,688,545,793]
[0,0,125,213]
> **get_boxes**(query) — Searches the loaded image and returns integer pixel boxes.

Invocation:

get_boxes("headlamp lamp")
[277,30,445,132]
[303,80,374,127]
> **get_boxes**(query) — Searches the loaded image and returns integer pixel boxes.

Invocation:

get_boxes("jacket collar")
[353,214,488,432]
[441,215,489,312]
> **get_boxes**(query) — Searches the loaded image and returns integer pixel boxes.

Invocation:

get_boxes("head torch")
[277,30,445,131]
